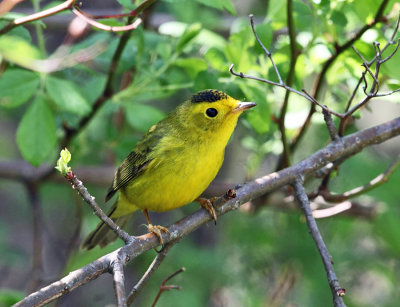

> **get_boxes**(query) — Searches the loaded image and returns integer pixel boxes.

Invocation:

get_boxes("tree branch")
[322,108,340,142]
[319,156,400,203]
[151,267,185,307]
[112,260,127,307]
[290,0,390,151]
[0,0,75,35]
[127,242,175,306]
[13,116,400,307]
[71,7,142,32]
[63,170,133,245]
[292,178,346,306]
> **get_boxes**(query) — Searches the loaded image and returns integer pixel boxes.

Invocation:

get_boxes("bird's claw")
[147,224,169,252]
[197,197,218,224]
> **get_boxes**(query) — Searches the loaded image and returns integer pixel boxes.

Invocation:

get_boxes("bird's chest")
[126,138,225,212]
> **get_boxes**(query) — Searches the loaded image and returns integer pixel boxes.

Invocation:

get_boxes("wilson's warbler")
[82,89,256,249]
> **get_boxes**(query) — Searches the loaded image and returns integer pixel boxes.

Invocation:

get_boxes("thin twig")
[381,38,400,63]
[127,242,175,306]
[312,201,353,219]
[311,199,377,220]
[71,7,142,32]
[292,178,346,307]
[249,15,282,84]
[374,87,400,96]
[319,156,400,203]
[322,108,340,142]
[372,41,382,94]
[112,261,127,307]
[151,267,185,307]
[290,0,390,151]
[351,46,380,94]
[64,171,133,245]
[301,89,344,118]
[342,73,364,122]
[374,11,400,64]
[229,64,320,106]
[339,12,400,136]
[0,0,75,34]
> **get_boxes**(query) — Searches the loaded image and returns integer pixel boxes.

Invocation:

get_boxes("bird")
[82,89,256,250]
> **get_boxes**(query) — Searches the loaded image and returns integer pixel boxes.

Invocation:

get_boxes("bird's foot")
[197,197,218,224]
[147,224,169,247]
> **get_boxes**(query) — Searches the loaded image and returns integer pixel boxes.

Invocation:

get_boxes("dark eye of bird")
[205,108,218,118]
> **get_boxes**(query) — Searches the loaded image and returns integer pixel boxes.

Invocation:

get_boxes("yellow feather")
[82,90,256,249]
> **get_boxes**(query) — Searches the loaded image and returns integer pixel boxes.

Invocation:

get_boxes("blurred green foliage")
[1,0,400,306]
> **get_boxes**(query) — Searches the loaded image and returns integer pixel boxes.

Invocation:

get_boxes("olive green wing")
[105,127,163,202]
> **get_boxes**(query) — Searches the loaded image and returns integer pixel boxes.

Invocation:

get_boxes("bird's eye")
[205,108,218,118]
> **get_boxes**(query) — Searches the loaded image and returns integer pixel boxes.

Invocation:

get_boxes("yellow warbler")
[82,89,256,249]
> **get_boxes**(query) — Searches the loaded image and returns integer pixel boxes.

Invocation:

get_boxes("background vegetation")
[0,0,400,306]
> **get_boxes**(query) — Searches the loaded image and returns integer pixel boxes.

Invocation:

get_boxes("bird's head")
[177,90,256,138]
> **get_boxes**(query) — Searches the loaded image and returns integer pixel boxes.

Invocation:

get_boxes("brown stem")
[0,0,75,35]
[71,7,142,32]
[275,0,299,170]
[151,267,185,307]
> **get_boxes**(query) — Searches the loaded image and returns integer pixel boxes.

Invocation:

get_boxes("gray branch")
[13,116,400,307]
[292,178,346,307]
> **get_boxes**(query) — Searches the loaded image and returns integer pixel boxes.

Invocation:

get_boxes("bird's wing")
[105,127,162,202]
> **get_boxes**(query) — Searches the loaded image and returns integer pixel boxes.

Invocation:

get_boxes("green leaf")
[55,148,72,176]
[45,76,91,115]
[0,36,41,67]
[220,0,236,15]
[205,47,228,71]
[81,75,107,105]
[293,1,313,31]
[0,69,40,108]
[176,23,202,52]
[16,95,57,166]
[225,28,255,71]
[330,10,347,28]
[0,21,32,42]
[173,58,208,78]
[125,103,166,133]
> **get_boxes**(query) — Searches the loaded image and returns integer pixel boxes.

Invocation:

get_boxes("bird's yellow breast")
[120,132,226,213]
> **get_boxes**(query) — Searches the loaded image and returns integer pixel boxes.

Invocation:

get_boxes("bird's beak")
[233,101,257,113]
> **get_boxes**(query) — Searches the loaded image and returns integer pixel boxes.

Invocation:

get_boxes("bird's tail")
[81,201,132,250]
